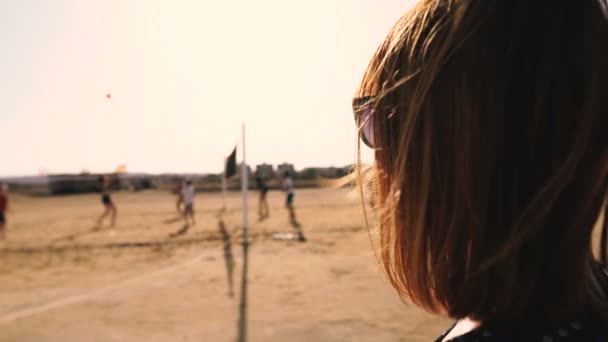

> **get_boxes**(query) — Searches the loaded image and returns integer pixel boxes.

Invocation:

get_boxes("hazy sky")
[0,0,414,176]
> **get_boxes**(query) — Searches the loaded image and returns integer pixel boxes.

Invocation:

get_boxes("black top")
[436,267,608,341]
[255,176,267,190]
[436,319,608,341]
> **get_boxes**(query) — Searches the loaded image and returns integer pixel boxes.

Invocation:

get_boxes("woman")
[353,0,608,340]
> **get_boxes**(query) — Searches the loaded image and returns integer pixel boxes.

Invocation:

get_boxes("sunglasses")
[352,96,376,148]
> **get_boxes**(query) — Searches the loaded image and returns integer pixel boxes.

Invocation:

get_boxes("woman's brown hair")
[357,0,608,323]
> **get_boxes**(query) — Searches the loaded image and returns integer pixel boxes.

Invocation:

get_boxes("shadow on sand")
[168,223,190,238]
[50,227,102,243]
[217,208,249,342]
[163,216,183,224]
[289,217,306,242]
[218,218,235,298]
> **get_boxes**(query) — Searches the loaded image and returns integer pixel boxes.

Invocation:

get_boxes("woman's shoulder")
[437,267,608,341]
[436,319,608,341]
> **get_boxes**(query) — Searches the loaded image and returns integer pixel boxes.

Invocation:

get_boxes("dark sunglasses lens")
[357,106,375,148]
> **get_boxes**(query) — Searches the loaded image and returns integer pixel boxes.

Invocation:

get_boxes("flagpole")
[241,123,249,245]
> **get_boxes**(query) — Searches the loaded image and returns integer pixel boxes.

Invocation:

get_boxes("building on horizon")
[277,163,295,177]
[298,167,319,180]
[256,163,274,179]
[318,167,339,178]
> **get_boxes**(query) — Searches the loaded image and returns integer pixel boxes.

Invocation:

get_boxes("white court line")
[0,254,205,325]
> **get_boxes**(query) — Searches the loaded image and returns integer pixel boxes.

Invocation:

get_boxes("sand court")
[0,188,451,341]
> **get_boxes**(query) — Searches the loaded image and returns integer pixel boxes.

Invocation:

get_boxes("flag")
[225,147,237,178]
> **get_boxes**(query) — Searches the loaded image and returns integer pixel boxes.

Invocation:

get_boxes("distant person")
[352,0,608,341]
[96,175,117,227]
[182,180,196,226]
[281,171,295,220]
[173,179,184,215]
[282,171,305,241]
[255,171,269,220]
[0,183,9,240]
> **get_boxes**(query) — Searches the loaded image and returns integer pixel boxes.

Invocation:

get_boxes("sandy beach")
[1,187,605,342]
[0,188,453,341]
